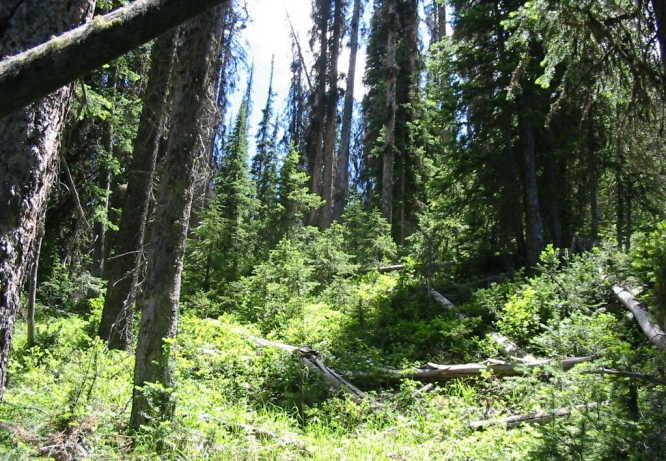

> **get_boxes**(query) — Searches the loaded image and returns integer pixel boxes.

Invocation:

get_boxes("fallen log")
[340,355,596,383]
[356,261,453,275]
[582,368,666,385]
[242,334,369,403]
[0,0,230,117]
[470,402,603,429]
[429,288,456,310]
[613,285,666,352]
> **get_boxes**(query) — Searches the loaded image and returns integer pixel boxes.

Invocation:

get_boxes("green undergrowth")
[2,245,666,459]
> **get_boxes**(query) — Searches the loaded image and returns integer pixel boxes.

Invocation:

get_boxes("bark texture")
[0,0,229,117]
[0,0,96,398]
[382,0,398,224]
[129,8,224,429]
[333,0,362,222]
[99,30,178,350]
[613,285,666,352]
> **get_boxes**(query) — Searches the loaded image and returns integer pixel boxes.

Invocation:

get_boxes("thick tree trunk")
[306,0,330,225]
[0,0,230,118]
[332,0,361,222]
[129,8,225,429]
[99,30,178,350]
[382,0,398,224]
[0,0,96,399]
[319,0,344,230]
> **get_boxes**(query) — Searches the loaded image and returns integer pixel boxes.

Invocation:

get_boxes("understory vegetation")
[3,218,666,460]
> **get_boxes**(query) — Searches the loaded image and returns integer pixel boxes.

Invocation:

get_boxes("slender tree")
[333,0,363,221]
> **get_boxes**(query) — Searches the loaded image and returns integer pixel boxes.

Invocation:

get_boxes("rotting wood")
[470,402,604,429]
[0,0,230,117]
[613,285,666,351]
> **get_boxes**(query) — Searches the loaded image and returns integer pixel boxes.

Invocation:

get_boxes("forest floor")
[1,246,665,460]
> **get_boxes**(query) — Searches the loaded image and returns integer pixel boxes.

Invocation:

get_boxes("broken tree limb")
[429,288,456,309]
[357,261,453,275]
[613,285,666,352]
[469,402,604,429]
[242,334,370,403]
[340,355,597,383]
[582,368,666,385]
[0,0,230,117]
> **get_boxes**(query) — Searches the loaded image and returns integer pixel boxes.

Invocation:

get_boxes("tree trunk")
[520,94,545,266]
[306,0,330,225]
[332,0,361,222]
[99,30,178,350]
[382,0,398,224]
[0,0,96,399]
[652,0,666,77]
[613,285,666,351]
[0,0,230,117]
[26,224,44,348]
[319,0,344,230]
[129,8,225,429]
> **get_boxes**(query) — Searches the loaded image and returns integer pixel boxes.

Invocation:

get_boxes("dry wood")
[242,334,370,403]
[613,285,666,351]
[583,368,666,385]
[429,288,455,309]
[357,261,453,275]
[0,0,230,117]
[470,402,603,429]
[341,355,596,383]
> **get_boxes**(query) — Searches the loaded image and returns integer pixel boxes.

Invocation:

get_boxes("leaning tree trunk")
[332,0,362,222]
[319,0,344,230]
[129,8,225,430]
[0,0,230,117]
[0,0,96,399]
[99,30,179,350]
[382,0,399,225]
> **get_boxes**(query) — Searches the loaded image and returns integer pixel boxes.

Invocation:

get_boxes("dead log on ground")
[356,261,453,275]
[242,334,369,403]
[429,288,456,309]
[470,402,603,429]
[582,368,666,385]
[340,355,596,383]
[613,285,666,351]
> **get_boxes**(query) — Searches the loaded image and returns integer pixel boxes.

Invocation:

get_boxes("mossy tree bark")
[129,7,225,429]
[0,0,96,399]
[98,30,179,350]
[0,0,230,117]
